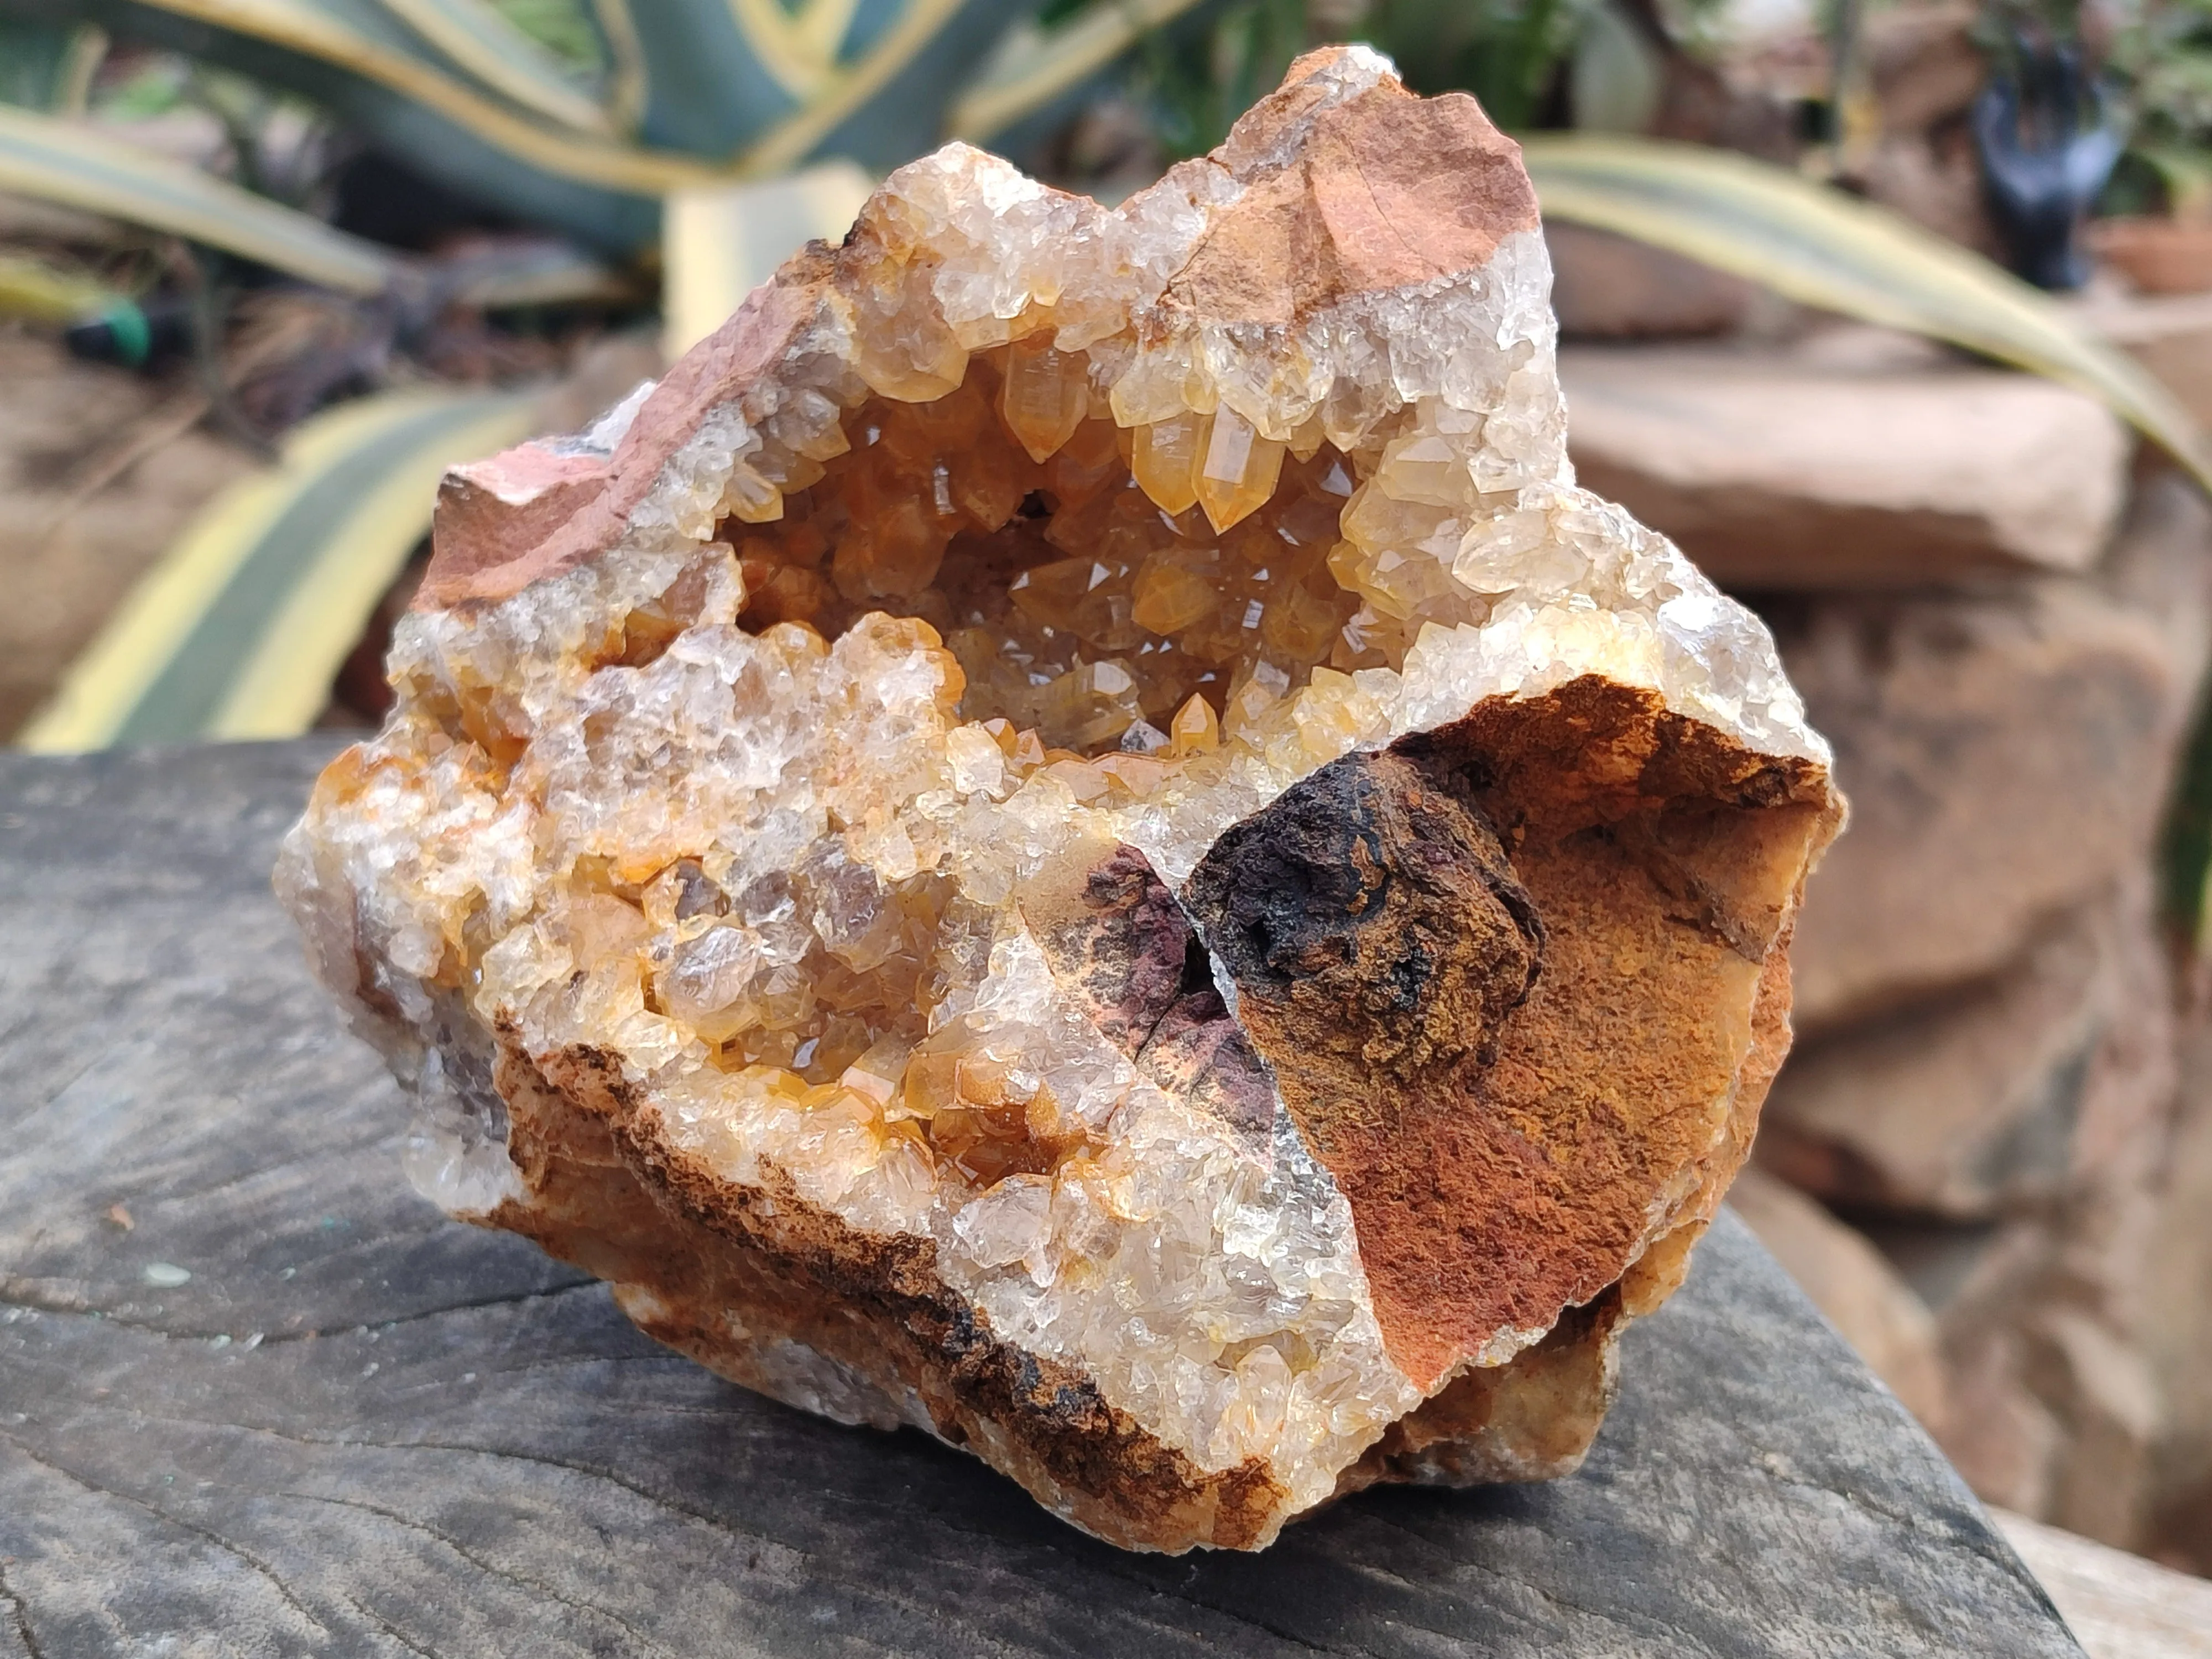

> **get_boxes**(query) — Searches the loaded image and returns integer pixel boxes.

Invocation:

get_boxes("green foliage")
[0,0,1221,252]
[2012,0,2212,218]
[2107,0,2212,153]
[1132,0,1693,150]
[2104,0,2212,231]
[1129,0,1618,148]
[0,18,79,106]
[486,0,603,80]
[0,98,399,291]
[1137,0,1302,159]
[1361,0,1601,129]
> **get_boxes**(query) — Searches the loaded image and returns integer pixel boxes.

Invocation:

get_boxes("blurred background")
[4,0,2212,1618]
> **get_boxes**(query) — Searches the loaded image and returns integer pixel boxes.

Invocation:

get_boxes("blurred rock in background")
[1554,315,2212,1563]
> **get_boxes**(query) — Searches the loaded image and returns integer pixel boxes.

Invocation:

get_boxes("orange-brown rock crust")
[482,1008,1676,1547]
[488,1030,1290,1552]
[1170,84,1538,326]
[1188,676,1839,1388]
[421,267,830,611]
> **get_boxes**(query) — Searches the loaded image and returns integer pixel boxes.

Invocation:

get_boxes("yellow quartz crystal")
[1131,412,1204,516]
[999,336,1091,462]
[1194,409,1287,532]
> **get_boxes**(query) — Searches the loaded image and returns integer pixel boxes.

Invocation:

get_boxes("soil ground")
[0,324,262,739]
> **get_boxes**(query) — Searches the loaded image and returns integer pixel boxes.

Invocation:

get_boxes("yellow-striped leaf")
[0,101,398,293]
[1520,133,2212,492]
[377,0,619,135]
[118,0,721,194]
[734,0,972,178]
[0,251,122,323]
[724,0,857,100]
[662,160,874,356]
[948,0,1215,147]
[0,102,620,304]
[18,388,538,752]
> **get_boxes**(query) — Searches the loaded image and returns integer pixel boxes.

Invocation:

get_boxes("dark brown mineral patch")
[1024,840,1276,1147]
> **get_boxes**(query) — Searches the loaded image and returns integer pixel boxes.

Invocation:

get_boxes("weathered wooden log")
[0,740,2083,1656]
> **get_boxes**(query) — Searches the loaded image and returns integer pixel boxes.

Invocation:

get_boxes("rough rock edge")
[413,44,1539,613]
[454,672,1834,1549]
[479,1017,1663,1551]
[304,45,1844,1552]
[1195,676,1837,1387]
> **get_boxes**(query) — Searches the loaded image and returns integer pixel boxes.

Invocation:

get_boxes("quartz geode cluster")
[278,46,1843,1553]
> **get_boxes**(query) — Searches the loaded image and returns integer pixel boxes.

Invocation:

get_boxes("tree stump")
[0,740,2085,1657]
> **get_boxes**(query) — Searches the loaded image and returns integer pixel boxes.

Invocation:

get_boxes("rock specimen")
[276,48,1842,1552]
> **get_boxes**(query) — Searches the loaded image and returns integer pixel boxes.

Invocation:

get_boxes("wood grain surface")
[0,740,2085,1657]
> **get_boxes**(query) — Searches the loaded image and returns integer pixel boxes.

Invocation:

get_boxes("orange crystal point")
[833,497,948,599]
[1260,575,1350,662]
[1167,690,1221,755]
[1195,409,1287,533]
[950,440,1025,531]
[1045,418,1123,508]
[1131,550,1222,635]
[1009,555,1141,650]
[999,335,1091,462]
[847,257,968,402]
[1131,412,1204,515]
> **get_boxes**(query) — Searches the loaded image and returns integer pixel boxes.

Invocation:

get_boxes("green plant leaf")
[4,0,1050,247]
[0,0,691,248]
[17,387,538,751]
[0,103,620,302]
[0,15,103,108]
[1520,133,2212,492]
[377,0,618,134]
[0,98,399,290]
[732,0,1035,178]
[947,0,1219,147]
[0,249,123,321]
[103,0,715,183]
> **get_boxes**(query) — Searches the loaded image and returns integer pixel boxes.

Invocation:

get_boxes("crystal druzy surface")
[278,48,1844,1553]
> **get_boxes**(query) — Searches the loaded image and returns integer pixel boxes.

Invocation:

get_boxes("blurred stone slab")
[0,741,2085,1657]
[1762,887,2176,1215]
[1767,581,2184,1028]
[1546,223,1753,339]
[1995,1508,2212,1659]
[1561,343,2130,587]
